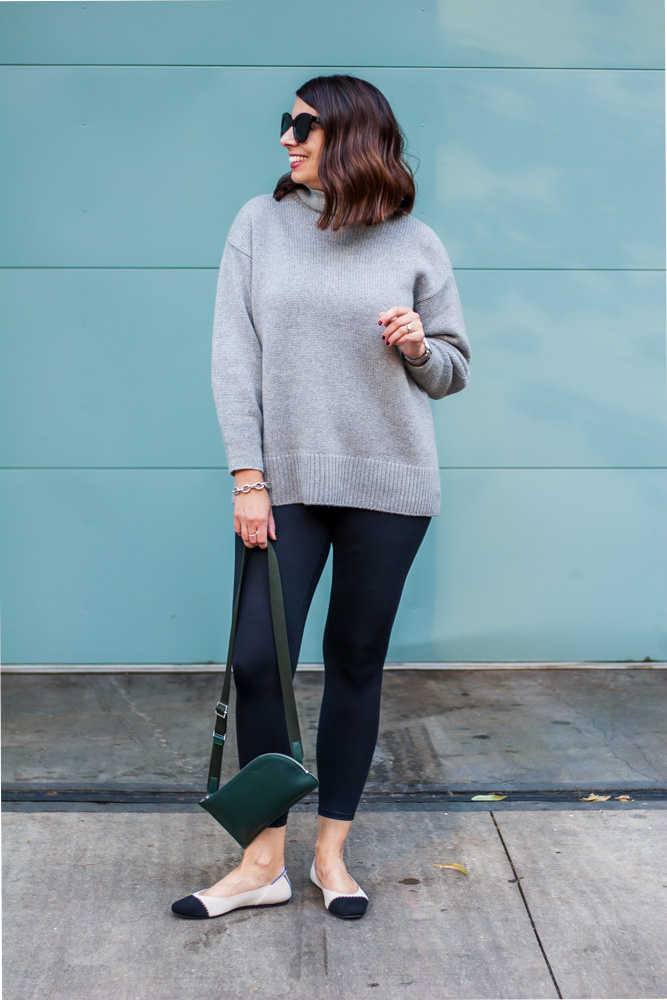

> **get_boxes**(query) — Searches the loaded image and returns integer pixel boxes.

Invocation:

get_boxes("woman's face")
[280,96,325,190]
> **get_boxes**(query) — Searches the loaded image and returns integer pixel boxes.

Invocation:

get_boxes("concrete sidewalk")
[3,807,666,999]
[2,668,667,999]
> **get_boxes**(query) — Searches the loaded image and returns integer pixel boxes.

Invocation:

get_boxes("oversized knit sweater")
[211,184,471,517]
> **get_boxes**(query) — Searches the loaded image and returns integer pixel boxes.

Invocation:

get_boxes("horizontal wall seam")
[2,467,666,473]
[0,64,664,72]
[1,267,665,273]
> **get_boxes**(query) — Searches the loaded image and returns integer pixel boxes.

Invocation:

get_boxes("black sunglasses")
[281,112,322,144]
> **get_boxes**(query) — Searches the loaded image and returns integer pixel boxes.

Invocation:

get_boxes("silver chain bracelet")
[231,480,271,501]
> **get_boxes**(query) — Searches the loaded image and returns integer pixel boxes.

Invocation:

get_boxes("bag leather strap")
[205,539,305,794]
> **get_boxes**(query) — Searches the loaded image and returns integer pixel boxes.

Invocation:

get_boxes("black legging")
[230,503,431,825]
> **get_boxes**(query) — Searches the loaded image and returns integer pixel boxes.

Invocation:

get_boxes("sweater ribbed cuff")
[264,453,440,516]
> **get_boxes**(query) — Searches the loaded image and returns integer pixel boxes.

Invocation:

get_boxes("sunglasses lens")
[280,112,293,137]
[294,114,312,143]
[290,114,303,143]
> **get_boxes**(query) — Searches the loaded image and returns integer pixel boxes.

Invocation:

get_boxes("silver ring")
[249,532,259,536]
[406,323,413,332]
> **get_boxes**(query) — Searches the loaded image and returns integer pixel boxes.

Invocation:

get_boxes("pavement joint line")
[491,810,563,1000]
[3,787,666,805]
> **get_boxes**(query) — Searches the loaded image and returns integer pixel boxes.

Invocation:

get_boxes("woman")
[172,74,470,921]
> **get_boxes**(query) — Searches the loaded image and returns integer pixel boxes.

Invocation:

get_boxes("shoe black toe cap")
[328,896,368,918]
[171,894,210,918]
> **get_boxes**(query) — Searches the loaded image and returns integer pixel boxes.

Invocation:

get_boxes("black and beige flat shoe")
[171,868,291,919]
[309,860,368,919]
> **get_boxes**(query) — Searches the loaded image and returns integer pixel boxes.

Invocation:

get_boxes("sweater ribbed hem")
[264,453,441,517]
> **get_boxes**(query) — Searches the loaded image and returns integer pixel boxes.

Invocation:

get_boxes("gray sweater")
[211,184,471,517]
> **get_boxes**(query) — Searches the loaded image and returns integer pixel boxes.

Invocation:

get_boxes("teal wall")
[0,1,665,664]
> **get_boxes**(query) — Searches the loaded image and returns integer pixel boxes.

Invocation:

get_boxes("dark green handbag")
[199,539,318,848]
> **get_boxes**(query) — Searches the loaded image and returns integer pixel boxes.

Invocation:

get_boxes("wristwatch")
[402,338,432,367]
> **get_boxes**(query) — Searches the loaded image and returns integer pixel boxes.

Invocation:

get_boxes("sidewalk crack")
[322,927,328,977]
[555,687,659,784]
[491,811,562,999]
[106,676,199,777]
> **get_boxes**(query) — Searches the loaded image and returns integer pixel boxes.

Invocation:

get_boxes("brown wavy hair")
[273,75,416,231]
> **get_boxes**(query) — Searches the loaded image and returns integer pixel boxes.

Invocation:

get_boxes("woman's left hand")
[378,307,426,361]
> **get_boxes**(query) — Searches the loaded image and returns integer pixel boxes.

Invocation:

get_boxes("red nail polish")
[381,335,386,341]
[378,320,383,325]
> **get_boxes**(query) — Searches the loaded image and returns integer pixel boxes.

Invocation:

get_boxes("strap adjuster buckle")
[212,732,226,746]
[215,702,228,719]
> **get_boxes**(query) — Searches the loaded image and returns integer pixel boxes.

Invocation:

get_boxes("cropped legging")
[230,503,431,825]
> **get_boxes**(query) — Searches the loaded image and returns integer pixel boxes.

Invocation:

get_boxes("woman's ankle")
[238,853,285,876]
[237,824,287,876]
[315,816,353,862]
[315,842,344,857]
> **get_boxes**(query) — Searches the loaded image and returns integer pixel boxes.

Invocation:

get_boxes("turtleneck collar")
[294,184,326,213]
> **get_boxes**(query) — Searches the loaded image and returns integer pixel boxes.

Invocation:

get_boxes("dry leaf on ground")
[579,793,612,802]
[433,863,469,875]
[615,794,634,801]
[471,793,507,801]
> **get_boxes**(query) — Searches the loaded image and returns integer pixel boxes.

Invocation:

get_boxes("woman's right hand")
[232,470,277,549]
